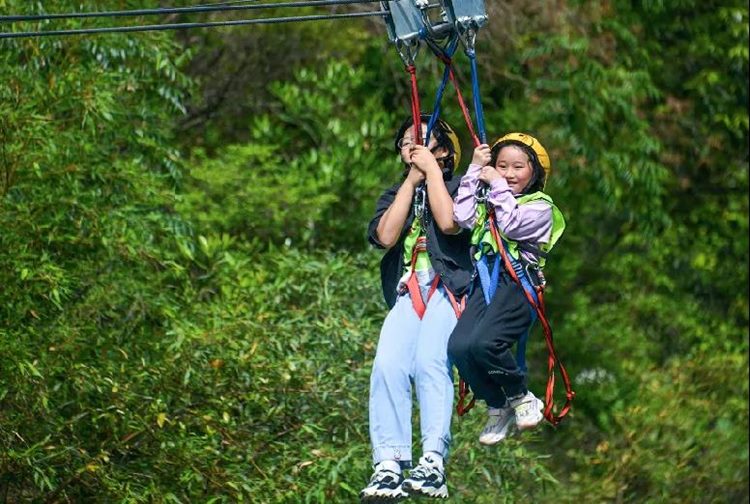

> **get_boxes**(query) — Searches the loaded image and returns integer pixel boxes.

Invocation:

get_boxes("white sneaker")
[479,406,515,445]
[401,453,449,499]
[510,391,545,430]
[359,460,408,502]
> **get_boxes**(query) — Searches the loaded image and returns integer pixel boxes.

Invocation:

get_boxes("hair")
[395,114,457,180]
[489,140,546,195]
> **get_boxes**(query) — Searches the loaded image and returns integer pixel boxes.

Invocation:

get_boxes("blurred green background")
[1,0,748,502]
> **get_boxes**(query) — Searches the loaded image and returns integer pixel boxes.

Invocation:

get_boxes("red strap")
[456,377,475,416]
[405,236,440,319]
[447,68,481,147]
[488,213,575,426]
[406,272,440,319]
[406,64,422,145]
[430,52,480,147]
[444,289,465,319]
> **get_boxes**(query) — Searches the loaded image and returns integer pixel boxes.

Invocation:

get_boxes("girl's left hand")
[478,165,502,184]
[409,145,440,173]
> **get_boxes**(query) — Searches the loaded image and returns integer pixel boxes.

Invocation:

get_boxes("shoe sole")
[359,487,409,504]
[402,482,449,499]
[360,496,407,504]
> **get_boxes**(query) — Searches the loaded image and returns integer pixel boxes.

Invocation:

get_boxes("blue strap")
[466,48,486,144]
[476,253,499,306]
[424,37,460,144]
[476,239,539,372]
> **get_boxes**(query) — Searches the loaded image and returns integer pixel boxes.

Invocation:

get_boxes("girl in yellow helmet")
[448,133,566,444]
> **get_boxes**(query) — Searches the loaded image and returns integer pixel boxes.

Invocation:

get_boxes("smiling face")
[495,144,535,194]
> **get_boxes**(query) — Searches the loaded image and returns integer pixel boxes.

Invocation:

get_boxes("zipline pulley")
[443,0,487,34]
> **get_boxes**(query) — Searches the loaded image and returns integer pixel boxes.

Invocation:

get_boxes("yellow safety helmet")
[439,119,462,171]
[491,132,551,182]
[396,114,462,175]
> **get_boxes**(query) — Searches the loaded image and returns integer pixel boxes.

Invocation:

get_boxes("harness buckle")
[524,262,546,289]
[413,184,427,220]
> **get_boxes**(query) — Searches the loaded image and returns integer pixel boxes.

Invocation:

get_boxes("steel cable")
[0,10,387,39]
[0,0,381,23]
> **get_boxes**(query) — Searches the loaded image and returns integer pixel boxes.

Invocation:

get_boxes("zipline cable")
[0,0,380,23]
[193,0,263,7]
[0,10,386,39]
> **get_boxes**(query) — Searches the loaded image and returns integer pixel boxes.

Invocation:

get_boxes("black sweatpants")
[447,272,533,408]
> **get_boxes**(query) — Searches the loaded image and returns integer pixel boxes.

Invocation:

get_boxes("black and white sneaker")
[401,454,448,499]
[359,460,408,502]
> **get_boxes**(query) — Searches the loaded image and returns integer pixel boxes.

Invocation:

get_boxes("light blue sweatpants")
[368,285,457,466]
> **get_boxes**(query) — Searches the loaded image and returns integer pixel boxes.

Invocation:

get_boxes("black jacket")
[368,178,473,308]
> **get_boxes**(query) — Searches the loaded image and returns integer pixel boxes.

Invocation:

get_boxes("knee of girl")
[468,338,504,365]
[414,353,450,378]
[371,356,410,384]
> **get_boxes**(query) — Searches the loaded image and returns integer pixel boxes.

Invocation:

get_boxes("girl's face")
[399,123,449,164]
[495,145,534,194]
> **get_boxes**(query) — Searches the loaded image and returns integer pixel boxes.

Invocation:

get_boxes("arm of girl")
[483,175,553,244]
[453,144,492,229]
[373,168,424,249]
[410,145,459,234]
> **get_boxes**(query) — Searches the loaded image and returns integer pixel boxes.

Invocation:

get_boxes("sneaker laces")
[410,464,431,479]
[514,396,542,422]
[409,455,441,480]
[369,462,401,484]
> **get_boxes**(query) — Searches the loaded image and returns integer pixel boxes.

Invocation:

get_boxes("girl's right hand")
[472,144,491,166]
[405,165,426,187]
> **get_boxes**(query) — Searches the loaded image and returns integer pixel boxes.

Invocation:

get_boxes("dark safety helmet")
[395,114,462,178]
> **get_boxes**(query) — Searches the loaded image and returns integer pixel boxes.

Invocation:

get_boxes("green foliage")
[178,62,398,251]
[1,0,748,502]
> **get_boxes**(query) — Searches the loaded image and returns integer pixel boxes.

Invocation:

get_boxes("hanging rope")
[465,45,487,144]
[423,37,459,145]
[424,36,481,148]
[406,64,423,146]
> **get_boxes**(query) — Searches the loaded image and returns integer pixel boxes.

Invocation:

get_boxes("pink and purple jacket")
[453,163,553,265]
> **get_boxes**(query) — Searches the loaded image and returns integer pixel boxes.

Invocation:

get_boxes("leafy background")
[1,0,748,502]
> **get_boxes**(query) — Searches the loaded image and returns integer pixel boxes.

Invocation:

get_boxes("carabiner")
[396,38,420,66]
[474,182,488,203]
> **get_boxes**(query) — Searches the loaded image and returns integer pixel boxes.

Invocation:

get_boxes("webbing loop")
[456,377,475,416]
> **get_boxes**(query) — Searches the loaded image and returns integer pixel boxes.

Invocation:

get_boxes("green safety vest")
[471,191,565,269]
[403,219,432,272]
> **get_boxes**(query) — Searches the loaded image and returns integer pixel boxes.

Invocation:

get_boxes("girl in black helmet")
[360,115,472,502]
[448,134,566,445]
